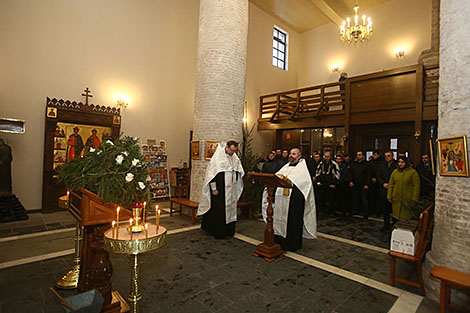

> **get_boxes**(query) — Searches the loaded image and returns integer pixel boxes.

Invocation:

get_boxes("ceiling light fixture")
[340,1,373,43]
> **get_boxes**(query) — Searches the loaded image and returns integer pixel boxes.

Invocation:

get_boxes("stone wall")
[423,0,470,306]
[190,0,248,202]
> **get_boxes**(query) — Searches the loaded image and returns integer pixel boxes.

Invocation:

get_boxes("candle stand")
[103,224,166,313]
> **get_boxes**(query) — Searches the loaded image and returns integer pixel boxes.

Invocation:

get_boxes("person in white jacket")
[263,147,317,251]
[197,141,244,239]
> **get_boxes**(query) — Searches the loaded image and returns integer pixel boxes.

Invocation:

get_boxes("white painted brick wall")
[423,0,470,305]
[190,0,248,201]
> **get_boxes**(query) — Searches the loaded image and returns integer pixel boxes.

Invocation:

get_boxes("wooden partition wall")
[258,64,439,164]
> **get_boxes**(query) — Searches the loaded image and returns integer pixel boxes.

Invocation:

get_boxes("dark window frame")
[273,27,287,70]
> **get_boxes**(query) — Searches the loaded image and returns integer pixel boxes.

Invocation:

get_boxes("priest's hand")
[211,190,219,196]
[387,198,392,203]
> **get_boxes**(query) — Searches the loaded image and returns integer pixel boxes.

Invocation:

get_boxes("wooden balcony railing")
[259,81,346,122]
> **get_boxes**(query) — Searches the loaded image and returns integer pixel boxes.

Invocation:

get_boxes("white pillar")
[423,0,470,306]
[190,0,248,201]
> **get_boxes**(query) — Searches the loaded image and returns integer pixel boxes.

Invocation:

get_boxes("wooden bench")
[430,266,470,313]
[170,198,200,224]
[388,204,434,296]
[170,198,252,224]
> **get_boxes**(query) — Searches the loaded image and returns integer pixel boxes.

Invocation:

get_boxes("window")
[273,26,288,70]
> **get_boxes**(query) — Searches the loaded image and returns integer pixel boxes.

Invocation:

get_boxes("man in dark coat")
[261,151,279,174]
[349,151,371,220]
[416,153,435,198]
[376,150,397,230]
[315,151,340,217]
[336,154,352,217]
[368,150,384,216]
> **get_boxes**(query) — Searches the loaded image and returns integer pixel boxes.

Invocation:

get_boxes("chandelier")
[339,3,372,43]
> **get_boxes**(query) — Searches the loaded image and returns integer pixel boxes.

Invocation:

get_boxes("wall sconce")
[395,48,405,58]
[414,129,421,140]
[331,64,340,72]
[116,97,129,109]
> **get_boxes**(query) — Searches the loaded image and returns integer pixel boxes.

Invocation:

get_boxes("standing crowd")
[259,148,435,231]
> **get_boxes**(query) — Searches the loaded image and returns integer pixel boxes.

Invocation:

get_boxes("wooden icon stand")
[248,173,293,262]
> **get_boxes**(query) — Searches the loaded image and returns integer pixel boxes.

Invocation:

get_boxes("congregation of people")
[259,148,436,231]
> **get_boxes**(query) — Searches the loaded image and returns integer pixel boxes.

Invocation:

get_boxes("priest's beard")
[289,158,299,165]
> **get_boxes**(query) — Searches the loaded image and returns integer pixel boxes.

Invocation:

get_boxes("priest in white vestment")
[262,147,317,251]
[197,141,245,239]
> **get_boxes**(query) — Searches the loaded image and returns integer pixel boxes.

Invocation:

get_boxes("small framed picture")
[437,136,468,177]
[0,117,25,134]
[191,141,201,160]
[205,141,219,160]
[47,107,57,118]
[113,115,121,125]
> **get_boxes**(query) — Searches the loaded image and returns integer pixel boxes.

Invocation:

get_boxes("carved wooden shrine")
[42,89,121,212]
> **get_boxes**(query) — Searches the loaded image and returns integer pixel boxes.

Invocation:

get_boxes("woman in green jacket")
[387,156,420,220]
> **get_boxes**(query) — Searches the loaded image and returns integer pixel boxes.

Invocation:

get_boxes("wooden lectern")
[69,189,131,313]
[248,172,293,262]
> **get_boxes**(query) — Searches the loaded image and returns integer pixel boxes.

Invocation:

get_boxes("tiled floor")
[0,206,447,313]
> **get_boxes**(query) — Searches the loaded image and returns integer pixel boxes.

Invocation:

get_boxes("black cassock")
[201,172,235,239]
[274,184,305,252]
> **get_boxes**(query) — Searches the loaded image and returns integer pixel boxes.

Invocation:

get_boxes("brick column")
[418,0,440,66]
[423,0,470,306]
[190,0,248,201]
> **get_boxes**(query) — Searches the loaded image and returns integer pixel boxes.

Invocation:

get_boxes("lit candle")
[145,223,148,239]
[156,207,160,234]
[362,14,366,25]
[116,207,120,239]
[112,220,116,238]
[130,218,133,226]
[66,190,70,200]
[347,17,350,28]
[143,202,146,224]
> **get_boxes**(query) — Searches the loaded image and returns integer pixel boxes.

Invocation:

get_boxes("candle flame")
[117,207,120,212]
[112,220,116,227]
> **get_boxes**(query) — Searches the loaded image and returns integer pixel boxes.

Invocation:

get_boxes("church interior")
[1,0,470,312]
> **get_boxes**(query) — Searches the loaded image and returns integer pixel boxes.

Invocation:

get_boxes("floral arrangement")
[58,136,150,208]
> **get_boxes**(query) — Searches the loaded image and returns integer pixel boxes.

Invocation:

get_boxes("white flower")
[132,158,139,166]
[89,148,95,153]
[123,151,129,156]
[133,136,138,141]
[115,155,124,165]
[138,182,146,190]
[97,151,102,155]
[145,176,151,182]
[106,140,114,145]
[125,173,134,182]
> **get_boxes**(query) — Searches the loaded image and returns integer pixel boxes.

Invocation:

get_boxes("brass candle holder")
[127,204,146,233]
[104,223,166,313]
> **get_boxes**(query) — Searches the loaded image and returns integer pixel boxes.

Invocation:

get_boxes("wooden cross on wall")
[81,87,93,105]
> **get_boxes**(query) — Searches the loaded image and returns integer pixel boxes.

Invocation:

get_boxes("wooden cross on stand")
[81,87,93,105]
